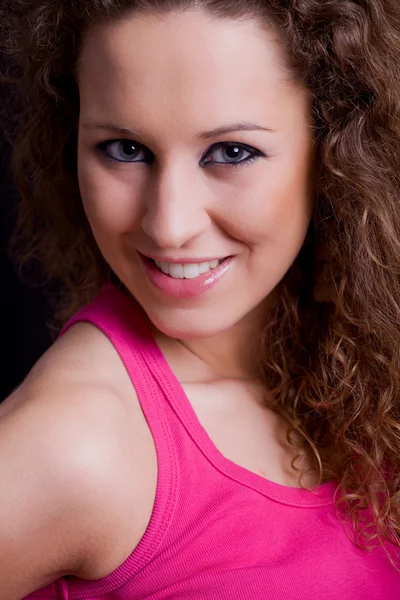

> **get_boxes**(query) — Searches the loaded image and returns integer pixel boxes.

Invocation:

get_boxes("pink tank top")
[24,283,400,599]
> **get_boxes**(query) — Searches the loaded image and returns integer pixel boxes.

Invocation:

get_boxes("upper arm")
[0,321,146,599]
[0,375,120,599]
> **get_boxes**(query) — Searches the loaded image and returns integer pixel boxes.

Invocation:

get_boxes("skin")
[77,9,315,382]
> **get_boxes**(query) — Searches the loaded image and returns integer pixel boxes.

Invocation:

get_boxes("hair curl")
[1,0,400,570]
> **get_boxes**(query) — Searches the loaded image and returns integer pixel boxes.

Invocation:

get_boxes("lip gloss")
[138,253,233,299]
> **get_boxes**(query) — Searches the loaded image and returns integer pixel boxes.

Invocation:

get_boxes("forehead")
[77,10,308,131]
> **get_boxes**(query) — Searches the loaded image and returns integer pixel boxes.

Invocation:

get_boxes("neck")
[176,296,276,382]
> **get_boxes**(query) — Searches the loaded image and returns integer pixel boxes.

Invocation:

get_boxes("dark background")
[1,124,52,402]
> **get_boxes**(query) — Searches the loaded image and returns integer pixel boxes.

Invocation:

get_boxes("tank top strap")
[59,283,181,579]
[60,283,171,411]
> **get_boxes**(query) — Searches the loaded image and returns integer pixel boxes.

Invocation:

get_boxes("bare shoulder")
[0,321,138,448]
[0,322,157,592]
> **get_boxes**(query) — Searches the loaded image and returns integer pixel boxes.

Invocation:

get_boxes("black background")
[1,97,52,402]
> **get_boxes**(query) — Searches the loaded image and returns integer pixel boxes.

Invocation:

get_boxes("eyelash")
[96,139,265,169]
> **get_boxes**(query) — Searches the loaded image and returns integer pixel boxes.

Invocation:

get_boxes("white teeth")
[199,262,210,274]
[183,264,200,279]
[154,258,224,279]
[169,263,184,279]
[160,262,169,275]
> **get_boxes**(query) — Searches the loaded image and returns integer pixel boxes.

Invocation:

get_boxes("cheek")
[77,154,142,234]
[226,164,313,249]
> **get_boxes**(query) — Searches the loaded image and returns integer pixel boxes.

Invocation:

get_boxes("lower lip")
[138,253,233,299]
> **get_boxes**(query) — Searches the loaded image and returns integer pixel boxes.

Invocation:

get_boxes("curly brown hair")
[1,0,400,570]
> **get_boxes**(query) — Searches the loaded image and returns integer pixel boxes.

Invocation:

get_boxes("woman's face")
[77,10,315,339]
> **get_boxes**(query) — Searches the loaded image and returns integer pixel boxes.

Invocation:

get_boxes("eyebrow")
[79,121,277,139]
[199,122,277,139]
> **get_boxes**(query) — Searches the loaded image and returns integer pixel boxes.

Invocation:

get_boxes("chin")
[146,307,233,341]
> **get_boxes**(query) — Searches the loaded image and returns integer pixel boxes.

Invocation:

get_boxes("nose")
[140,163,211,249]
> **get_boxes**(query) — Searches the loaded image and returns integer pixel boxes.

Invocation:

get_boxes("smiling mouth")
[150,257,227,280]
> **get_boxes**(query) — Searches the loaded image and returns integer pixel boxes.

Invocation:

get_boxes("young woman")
[1,0,399,598]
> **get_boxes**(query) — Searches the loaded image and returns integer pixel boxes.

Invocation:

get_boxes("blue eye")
[97,139,147,163]
[202,142,262,169]
[96,139,264,168]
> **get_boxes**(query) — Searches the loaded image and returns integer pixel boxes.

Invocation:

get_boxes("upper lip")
[139,251,229,264]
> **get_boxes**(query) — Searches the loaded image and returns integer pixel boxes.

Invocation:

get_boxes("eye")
[201,142,264,169]
[96,139,264,168]
[97,139,150,163]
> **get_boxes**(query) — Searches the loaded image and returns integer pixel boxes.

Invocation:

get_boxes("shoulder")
[1,321,136,469]
[0,320,156,586]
